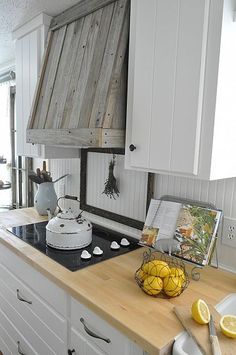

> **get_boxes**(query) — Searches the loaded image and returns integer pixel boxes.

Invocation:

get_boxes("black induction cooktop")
[7,222,140,271]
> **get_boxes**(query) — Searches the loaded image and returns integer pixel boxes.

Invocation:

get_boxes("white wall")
[47,156,149,238]
[48,157,236,273]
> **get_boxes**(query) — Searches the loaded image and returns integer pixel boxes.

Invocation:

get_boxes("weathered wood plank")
[33,29,59,129]
[103,7,129,128]
[50,0,117,31]
[45,21,78,129]
[28,0,128,148]
[69,8,103,128]
[26,128,125,147]
[110,54,128,129]
[27,30,53,129]
[27,128,100,146]
[51,19,84,129]
[100,128,125,147]
[77,3,115,128]
[36,26,67,129]
[89,0,129,128]
[61,13,93,128]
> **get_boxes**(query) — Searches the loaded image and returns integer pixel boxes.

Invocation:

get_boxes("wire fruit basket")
[135,250,189,298]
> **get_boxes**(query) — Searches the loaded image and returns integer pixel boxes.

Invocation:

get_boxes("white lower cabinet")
[70,327,104,355]
[0,243,145,355]
[69,297,144,355]
[0,244,68,355]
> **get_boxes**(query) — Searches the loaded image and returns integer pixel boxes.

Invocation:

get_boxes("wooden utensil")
[174,305,236,355]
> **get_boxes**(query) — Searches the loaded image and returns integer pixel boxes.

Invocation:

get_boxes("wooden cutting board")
[174,305,236,355]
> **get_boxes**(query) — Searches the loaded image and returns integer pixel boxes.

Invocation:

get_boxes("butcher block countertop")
[0,208,236,355]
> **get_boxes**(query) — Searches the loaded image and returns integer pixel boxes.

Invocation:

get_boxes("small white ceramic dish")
[110,241,120,250]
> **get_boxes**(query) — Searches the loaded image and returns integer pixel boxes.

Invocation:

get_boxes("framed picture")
[80,148,154,230]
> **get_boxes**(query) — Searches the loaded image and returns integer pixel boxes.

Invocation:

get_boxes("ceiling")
[0,0,80,69]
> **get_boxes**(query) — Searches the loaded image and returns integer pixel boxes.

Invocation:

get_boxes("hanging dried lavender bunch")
[102,154,119,199]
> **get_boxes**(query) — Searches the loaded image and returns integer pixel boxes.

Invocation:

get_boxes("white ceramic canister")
[34,182,57,216]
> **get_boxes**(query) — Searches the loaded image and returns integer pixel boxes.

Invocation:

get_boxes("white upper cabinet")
[14,13,51,157]
[125,0,236,180]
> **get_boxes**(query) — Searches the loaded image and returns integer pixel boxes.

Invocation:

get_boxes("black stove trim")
[7,222,141,272]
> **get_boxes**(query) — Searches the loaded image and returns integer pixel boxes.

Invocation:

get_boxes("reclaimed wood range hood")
[27,0,129,148]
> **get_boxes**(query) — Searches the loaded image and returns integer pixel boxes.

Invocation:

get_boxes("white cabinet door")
[127,0,209,175]
[126,0,236,180]
[0,243,68,355]
[15,28,42,157]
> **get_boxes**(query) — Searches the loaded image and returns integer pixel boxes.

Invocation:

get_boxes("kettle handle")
[57,195,80,211]
[64,195,78,201]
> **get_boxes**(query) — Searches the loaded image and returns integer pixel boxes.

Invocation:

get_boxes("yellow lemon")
[142,260,170,278]
[220,315,236,338]
[163,276,182,297]
[191,299,210,325]
[137,269,148,282]
[143,276,163,296]
[170,267,186,283]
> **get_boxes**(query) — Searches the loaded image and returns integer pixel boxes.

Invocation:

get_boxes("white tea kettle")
[46,195,92,250]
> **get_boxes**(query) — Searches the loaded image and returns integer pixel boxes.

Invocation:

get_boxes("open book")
[140,199,222,266]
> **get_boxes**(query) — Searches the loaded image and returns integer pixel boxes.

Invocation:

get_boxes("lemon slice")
[220,315,236,338]
[191,299,210,325]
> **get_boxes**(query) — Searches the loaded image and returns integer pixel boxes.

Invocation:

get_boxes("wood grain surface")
[50,0,117,30]
[27,0,128,148]
[1,208,236,355]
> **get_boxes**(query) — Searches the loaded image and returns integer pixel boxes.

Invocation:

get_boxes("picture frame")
[80,148,154,230]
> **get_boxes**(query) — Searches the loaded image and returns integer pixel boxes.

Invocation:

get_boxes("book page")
[173,205,222,266]
[140,199,222,267]
[140,199,182,246]
[152,200,182,238]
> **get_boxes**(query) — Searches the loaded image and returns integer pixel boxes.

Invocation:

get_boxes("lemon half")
[220,315,236,338]
[191,299,210,325]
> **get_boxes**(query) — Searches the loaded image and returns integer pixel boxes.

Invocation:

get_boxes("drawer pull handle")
[17,289,32,304]
[80,317,111,344]
[17,341,26,355]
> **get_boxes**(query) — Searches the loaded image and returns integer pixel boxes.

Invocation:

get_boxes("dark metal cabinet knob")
[129,144,136,152]
[68,350,75,355]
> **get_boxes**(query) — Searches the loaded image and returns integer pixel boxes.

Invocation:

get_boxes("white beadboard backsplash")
[86,152,147,221]
[48,156,147,239]
[49,158,81,199]
[154,174,235,216]
[47,157,236,273]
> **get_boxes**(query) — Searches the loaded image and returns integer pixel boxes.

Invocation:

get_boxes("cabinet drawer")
[71,297,130,355]
[0,307,43,355]
[0,324,12,355]
[71,327,104,355]
[0,243,67,316]
[0,261,67,348]
[0,293,59,355]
